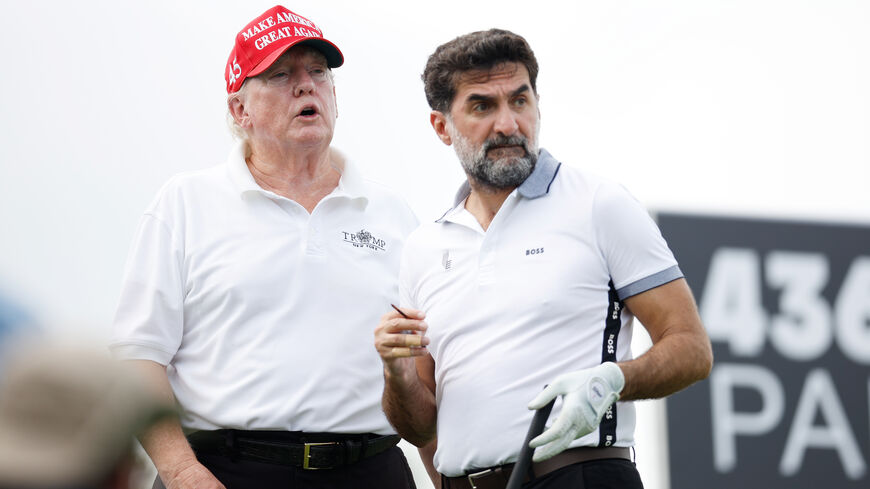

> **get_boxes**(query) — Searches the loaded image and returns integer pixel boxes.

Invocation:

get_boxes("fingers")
[531,436,572,462]
[374,308,430,360]
[379,334,430,358]
[387,346,426,358]
[404,332,427,347]
[381,307,426,321]
[529,410,577,462]
[377,312,428,335]
[376,340,429,359]
[527,383,560,410]
[376,311,428,335]
[528,411,571,449]
[400,307,426,320]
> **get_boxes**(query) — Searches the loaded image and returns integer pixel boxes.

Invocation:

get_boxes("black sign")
[658,213,869,489]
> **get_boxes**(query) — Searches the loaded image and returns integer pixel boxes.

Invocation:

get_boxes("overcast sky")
[2,0,868,335]
[1,2,868,486]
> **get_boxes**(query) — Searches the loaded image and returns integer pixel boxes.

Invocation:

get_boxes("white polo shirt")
[111,142,418,434]
[399,149,682,476]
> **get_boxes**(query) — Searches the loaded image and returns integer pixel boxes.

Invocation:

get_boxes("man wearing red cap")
[111,6,418,489]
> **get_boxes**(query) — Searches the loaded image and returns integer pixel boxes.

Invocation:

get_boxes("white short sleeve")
[110,212,184,365]
[592,182,681,300]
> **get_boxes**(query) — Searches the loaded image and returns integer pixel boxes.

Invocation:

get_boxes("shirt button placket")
[478,231,497,286]
[306,215,324,256]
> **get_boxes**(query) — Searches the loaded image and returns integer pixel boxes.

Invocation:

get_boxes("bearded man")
[373,29,712,489]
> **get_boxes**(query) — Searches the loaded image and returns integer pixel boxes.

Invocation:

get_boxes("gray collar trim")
[436,148,561,222]
[517,148,560,199]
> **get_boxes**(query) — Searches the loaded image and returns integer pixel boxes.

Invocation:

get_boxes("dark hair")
[422,29,539,113]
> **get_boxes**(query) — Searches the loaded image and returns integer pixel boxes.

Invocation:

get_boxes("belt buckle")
[466,468,493,489]
[302,441,339,470]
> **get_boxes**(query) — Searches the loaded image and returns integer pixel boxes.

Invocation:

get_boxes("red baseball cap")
[225,5,344,93]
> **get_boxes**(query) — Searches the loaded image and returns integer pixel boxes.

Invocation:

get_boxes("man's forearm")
[131,360,200,480]
[418,439,441,488]
[382,366,437,447]
[619,279,713,401]
[141,417,202,479]
[619,329,713,401]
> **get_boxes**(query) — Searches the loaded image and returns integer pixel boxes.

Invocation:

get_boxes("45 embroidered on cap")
[225,5,344,93]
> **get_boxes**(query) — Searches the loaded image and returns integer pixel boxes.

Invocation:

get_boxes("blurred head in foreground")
[0,345,174,489]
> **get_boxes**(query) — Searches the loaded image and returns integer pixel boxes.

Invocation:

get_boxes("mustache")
[482,135,530,155]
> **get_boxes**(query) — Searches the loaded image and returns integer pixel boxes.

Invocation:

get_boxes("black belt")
[443,446,632,489]
[187,430,401,470]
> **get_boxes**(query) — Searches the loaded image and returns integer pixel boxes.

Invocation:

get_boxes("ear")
[228,94,249,128]
[430,110,452,146]
[333,85,338,119]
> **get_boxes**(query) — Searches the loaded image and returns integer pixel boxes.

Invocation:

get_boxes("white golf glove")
[527,362,625,462]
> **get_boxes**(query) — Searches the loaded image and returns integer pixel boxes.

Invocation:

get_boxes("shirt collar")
[436,148,561,222]
[226,141,260,194]
[330,148,367,200]
[517,148,560,198]
[226,142,368,202]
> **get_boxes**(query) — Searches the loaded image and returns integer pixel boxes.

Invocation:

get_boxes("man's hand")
[373,307,429,377]
[130,360,225,489]
[527,362,625,462]
[163,458,225,489]
[375,307,437,446]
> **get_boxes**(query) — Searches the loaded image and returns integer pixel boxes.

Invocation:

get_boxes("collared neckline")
[436,148,561,222]
[226,142,368,202]
[517,148,560,199]
[330,147,367,200]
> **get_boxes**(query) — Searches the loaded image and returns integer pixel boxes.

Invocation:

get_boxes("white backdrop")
[1,1,868,488]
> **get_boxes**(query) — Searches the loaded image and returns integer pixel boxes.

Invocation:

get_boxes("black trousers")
[524,459,644,489]
[153,445,417,489]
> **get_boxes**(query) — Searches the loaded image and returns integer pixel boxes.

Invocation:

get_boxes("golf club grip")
[505,397,556,489]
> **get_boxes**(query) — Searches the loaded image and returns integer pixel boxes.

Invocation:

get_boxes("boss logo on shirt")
[525,247,544,256]
[341,229,386,251]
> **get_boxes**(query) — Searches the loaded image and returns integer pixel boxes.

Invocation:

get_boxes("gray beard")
[451,132,538,190]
